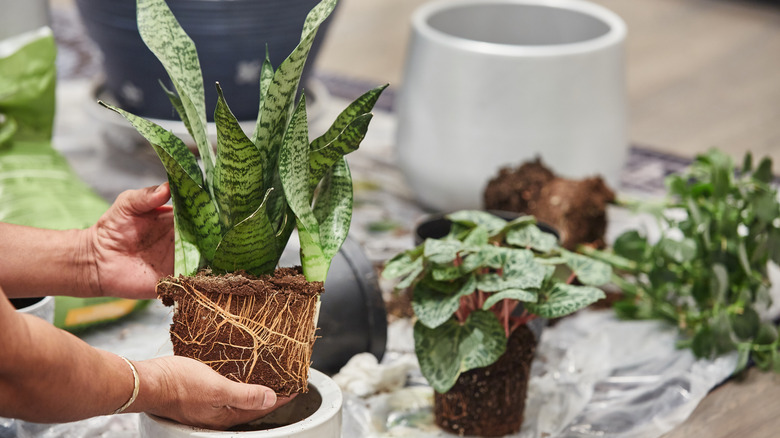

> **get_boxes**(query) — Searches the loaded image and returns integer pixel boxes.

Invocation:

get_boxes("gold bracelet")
[113,356,140,415]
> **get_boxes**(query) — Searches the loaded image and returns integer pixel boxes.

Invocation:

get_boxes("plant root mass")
[157,267,322,395]
[434,324,537,437]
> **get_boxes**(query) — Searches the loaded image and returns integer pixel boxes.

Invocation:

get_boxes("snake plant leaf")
[253,0,337,190]
[527,283,605,318]
[212,189,278,275]
[213,83,265,229]
[0,116,17,148]
[413,275,476,329]
[309,84,387,151]
[100,103,221,261]
[99,102,203,187]
[446,210,507,236]
[298,224,328,281]
[279,95,319,242]
[561,249,612,286]
[159,81,193,143]
[136,0,214,175]
[308,113,372,190]
[256,46,274,118]
[506,224,558,253]
[173,214,201,276]
[482,289,537,310]
[414,309,506,393]
[312,157,352,261]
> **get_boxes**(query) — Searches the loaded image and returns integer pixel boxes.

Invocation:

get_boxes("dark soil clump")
[434,324,537,437]
[157,267,322,395]
[484,158,615,249]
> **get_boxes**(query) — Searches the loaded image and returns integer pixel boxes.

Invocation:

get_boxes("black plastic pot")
[279,235,387,375]
[75,0,334,121]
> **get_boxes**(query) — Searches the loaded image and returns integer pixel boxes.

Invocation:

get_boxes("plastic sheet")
[339,310,737,438]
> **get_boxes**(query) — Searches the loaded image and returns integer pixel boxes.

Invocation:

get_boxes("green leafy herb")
[382,212,610,393]
[586,149,780,373]
[101,0,386,282]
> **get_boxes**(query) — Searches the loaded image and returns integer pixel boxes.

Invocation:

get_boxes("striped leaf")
[256,46,274,119]
[101,103,221,261]
[297,222,328,282]
[213,83,265,228]
[136,0,214,177]
[308,114,372,190]
[279,95,319,243]
[252,0,337,190]
[313,157,352,261]
[309,84,387,152]
[212,189,278,275]
[173,215,201,276]
[159,81,194,145]
[526,283,605,318]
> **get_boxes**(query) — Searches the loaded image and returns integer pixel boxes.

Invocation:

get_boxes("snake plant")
[101,0,385,282]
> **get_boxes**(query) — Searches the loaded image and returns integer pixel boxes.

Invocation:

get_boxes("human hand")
[132,356,296,430]
[86,183,174,299]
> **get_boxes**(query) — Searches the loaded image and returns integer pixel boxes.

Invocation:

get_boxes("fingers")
[115,183,171,216]
[225,382,277,411]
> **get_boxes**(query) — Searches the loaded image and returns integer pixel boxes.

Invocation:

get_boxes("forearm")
[0,296,133,422]
[0,223,97,298]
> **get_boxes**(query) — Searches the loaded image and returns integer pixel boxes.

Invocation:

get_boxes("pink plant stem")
[503,299,510,337]
[566,272,577,284]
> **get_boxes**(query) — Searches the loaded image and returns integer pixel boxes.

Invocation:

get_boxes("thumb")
[226,383,277,411]
[116,183,171,216]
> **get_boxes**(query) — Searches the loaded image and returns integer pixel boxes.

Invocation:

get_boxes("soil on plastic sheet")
[484,158,615,250]
[434,324,537,437]
[157,267,322,395]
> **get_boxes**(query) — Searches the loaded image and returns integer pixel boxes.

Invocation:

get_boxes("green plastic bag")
[0,28,148,331]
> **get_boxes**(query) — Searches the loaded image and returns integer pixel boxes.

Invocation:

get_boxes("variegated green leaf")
[527,283,605,318]
[100,102,202,186]
[424,238,462,264]
[395,257,424,290]
[213,83,265,228]
[256,46,274,117]
[501,215,536,232]
[414,310,506,394]
[562,249,612,286]
[482,289,537,310]
[432,265,463,281]
[309,84,387,152]
[173,218,201,276]
[412,275,476,329]
[159,81,193,142]
[136,0,213,175]
[308,113,372,190]
[313,157,352,261]
[212,189,278,275]
[279,95,319,242]
[298,223,329,282]
[503,249,546,285]
[446,210,507,236]
[462,226,489,252]
[506,224,558,253]
[382,247,423,279]
[252,0,337,190]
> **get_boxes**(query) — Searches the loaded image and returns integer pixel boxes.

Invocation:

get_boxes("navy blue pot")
[75,0,335,121]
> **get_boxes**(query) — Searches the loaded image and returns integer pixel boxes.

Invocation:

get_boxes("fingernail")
[154,183,167,194]
[262,390,277,409]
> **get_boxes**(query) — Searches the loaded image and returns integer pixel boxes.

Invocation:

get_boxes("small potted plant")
[382,210,611,436]
[100,0,385,399]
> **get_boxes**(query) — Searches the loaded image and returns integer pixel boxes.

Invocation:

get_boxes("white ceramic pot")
[139,368,342,438]
[395,0,628,211]
[13,296,55,324]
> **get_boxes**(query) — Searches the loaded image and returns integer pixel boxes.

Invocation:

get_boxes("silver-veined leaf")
[414,310,506,393]
[424,238,462,264]
[446,210,506,236]
[562,249,612,286]
[412,275,476,329]
[506,224,558,253]
[482,289,537,310]
[526,283,605,318]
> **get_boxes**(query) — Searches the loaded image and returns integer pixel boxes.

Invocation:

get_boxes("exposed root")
[156,268,321,395]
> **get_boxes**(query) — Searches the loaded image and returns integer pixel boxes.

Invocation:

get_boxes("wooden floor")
[316,0,780,165]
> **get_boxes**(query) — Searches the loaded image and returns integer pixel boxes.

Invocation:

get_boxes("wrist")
[128,358,176,416]
[75,227,102,298]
